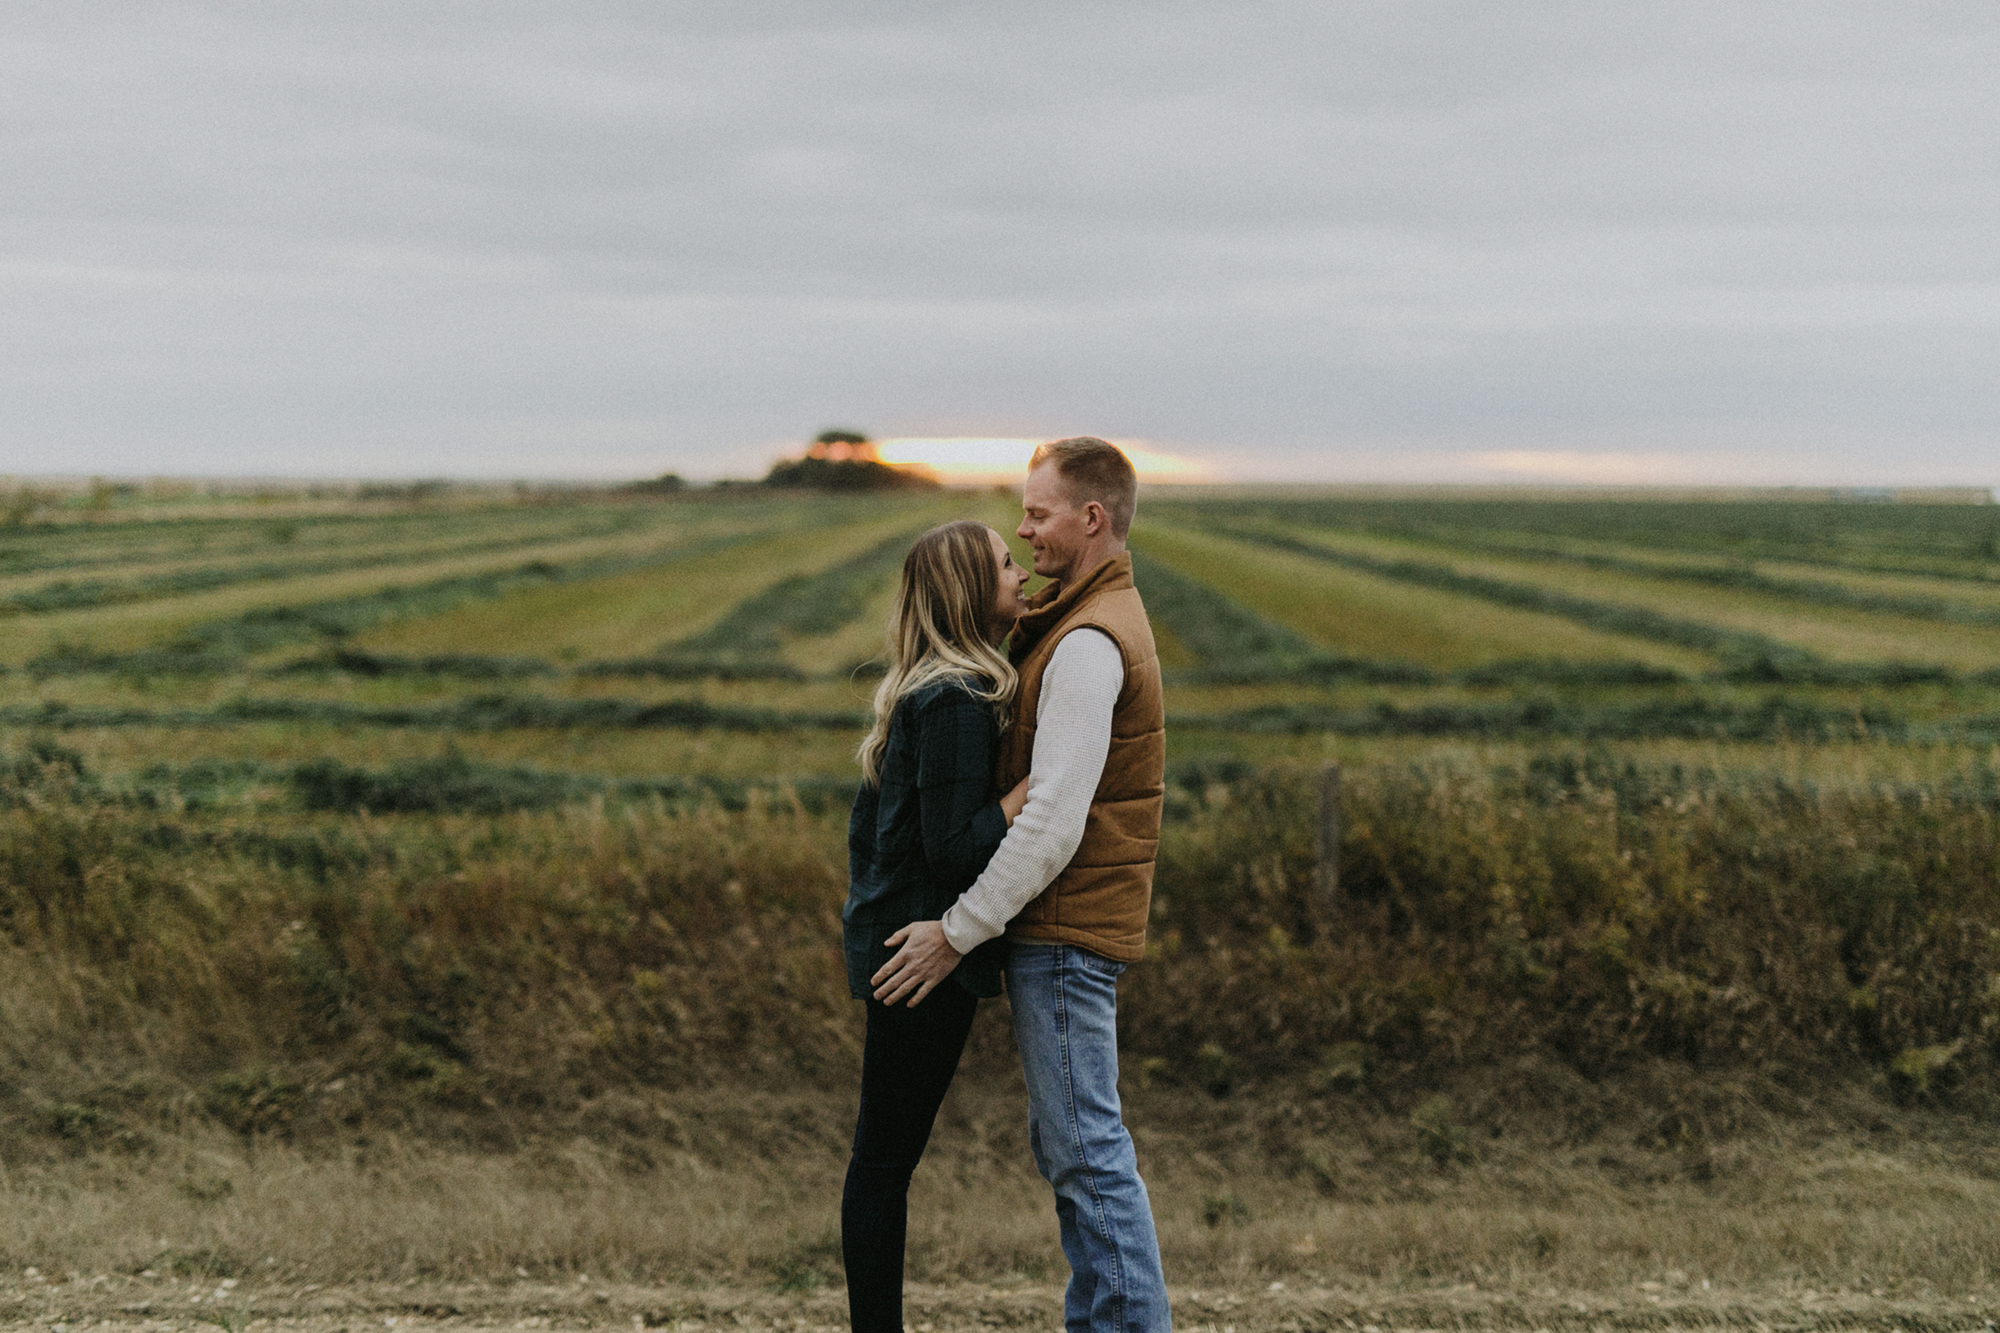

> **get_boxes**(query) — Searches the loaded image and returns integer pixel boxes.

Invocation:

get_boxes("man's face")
[1018,463,1089,581]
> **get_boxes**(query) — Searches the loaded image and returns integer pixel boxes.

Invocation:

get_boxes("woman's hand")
[999,775,1031,826]
[871,921,962,1007]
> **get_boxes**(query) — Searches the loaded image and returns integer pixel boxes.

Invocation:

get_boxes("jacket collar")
[1008,551,1134,664]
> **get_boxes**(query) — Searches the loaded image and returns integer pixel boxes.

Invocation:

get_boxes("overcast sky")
[4,2,1997,484]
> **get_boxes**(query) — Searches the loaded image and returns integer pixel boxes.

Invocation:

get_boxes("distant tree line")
[763,429,939,491]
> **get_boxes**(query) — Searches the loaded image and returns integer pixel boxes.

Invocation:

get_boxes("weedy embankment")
[2,749,1998,1291]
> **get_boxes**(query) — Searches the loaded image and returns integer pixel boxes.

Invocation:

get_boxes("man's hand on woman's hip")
[872,921,962,1006]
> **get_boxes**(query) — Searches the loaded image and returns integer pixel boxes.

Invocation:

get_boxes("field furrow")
[586,526,924,679]
[18,530,776,678]
[1130,525,1716,673]
[1750,555,2000,610]
[780,497,1034,675]
[1233,523,2000,675]
[1313,525,2000,631]
[0,500,645,581]
[15,487,2000,825]
[23,719,872,781]
[0,508,653,612]
[5,507,796,664]
[1163,495,2000,580]
[0,695,867,733]
[1130,551,1437,684]
[354,498,968,663]
[13,682,1991,746]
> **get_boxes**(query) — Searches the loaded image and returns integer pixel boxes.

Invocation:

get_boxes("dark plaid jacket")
[844,677,1009,1000]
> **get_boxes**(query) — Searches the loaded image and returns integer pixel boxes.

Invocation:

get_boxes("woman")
[840,519,1031,1333]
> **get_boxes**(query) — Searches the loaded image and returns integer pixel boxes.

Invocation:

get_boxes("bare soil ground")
[9,1275,2000,1333]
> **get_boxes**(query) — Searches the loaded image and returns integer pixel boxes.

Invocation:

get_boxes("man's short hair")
[1029,437,1138,539]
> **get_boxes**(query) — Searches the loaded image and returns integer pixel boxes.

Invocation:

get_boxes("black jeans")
[841,983,979,1333]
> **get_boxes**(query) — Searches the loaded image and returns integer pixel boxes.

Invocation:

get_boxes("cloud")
[3,2,1997,480]
[1461,450,1736,485]
[873,436,1214,483]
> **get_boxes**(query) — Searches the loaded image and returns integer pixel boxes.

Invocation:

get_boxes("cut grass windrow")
[0,511,651,616]
[1171,693,1960,743]
[1,694,867,733]
[14,689,2000,745]
[40,747,2000,825]
[269,648,560,680]
[1157,496,2000,583]
[1131,551,1434,684]
[583,528,922,679]
[1329,527,2000,633]
[1134,550,1694,688]
[15,750,861,817]
[1217,524,1965,686]
[1131,523,1720,675]
[23,528,773,679]
[0,501,651,582]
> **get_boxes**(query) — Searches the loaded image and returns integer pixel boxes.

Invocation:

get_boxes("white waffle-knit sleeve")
[939,628,1124,954]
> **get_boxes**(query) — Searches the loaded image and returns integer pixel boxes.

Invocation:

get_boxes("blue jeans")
[1006,943,1171,1333]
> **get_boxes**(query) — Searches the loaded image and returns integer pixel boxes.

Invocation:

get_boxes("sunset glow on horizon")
[873,438,1217,484]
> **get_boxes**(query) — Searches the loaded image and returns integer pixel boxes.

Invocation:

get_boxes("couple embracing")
[841,437,1171,1333]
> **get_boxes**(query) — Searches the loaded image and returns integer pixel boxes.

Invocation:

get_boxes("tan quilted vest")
[996,552,1165,962]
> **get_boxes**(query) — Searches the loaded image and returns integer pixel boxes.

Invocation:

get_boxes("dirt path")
[6,1278,1998,1333]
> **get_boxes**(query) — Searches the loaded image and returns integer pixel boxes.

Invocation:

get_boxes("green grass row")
[1183,693,1950,743]
[2,694,867,734]
[585,527,919,679]
[1158,496,2000,580]
[15,519,927,685]
[12,686,2000,744]
[1136,551,1718,688]
[23,737,2000,827]
[21,527,778,679]
[1216,523,1964,685]
[1132,551,1430,684]
[270,648,560,680]
[3,638,1703,690]
[1295,524,2000,632]
[4,741,858,817]
[0,499,647,580]
[0,510,655,616]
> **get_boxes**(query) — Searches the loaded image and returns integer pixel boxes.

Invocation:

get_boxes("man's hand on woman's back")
[1000,775,1031,826]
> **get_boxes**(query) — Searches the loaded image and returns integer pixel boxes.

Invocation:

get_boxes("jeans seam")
[1056,948,1125,1324]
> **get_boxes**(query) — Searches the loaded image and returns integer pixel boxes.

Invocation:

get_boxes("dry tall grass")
[4,755,2000,1289]
[6,756,1998,1104]
[5,1070,2000,1294]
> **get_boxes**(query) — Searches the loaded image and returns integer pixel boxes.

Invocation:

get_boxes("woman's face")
[985,526,1031,642]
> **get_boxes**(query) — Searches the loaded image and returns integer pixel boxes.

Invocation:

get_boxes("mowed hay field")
[6,482,2000,1325]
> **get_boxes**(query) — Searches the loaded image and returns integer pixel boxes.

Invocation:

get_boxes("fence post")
[1315,760,1342,927]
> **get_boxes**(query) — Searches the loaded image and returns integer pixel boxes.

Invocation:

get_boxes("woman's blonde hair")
[857,520,1018,786]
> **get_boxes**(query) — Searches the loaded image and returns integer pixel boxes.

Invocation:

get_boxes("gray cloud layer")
[4,2,1996,482]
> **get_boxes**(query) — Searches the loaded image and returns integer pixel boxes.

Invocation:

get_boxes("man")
[871,437,1170,1333]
